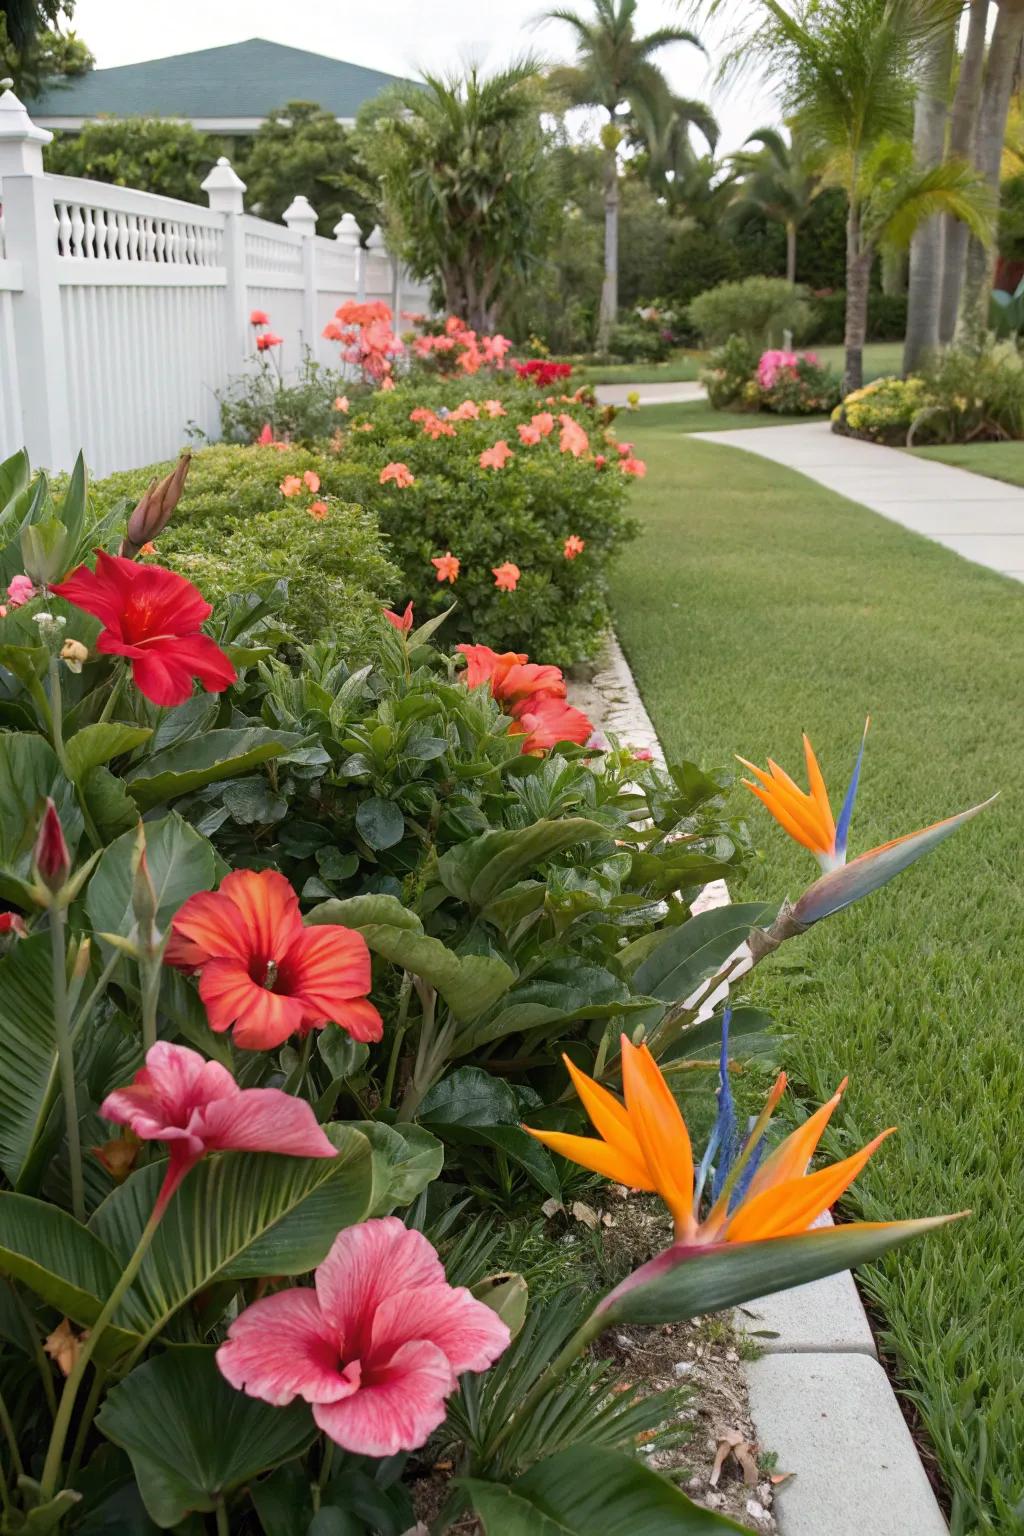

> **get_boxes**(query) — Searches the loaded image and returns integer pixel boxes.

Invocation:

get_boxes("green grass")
[635,401,827,434]
[611,413,1024,1536]
[908,441,1024,489]
[815,340,904,381]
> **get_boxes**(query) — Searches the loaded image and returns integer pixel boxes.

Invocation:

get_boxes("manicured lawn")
[909,441,1024,489]
[815,340,904,381]
[583,340,903,388]
[611,412,1024,1536]
[636,401,827,434]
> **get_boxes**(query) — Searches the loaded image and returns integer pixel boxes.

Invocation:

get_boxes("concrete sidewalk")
[595,380,706,406]
[692,420,1024,581]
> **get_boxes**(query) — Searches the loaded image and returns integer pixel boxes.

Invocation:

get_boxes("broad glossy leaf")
[353,1120,445,1214]
[462,1445,747,1533]
[125,727,303,811]
[317,1024,369,1081]
[419,1067,560,1196]
[631,903,775,1004]
[0,641,49,688]
[455,963,644,1055]
[81,765,140,842]
[308,895,514,1021]
[355,795,405,850]
[65,723,152,782]
[436,819,609,908]
[0,1192,138,1353]
[601,1216,959,1327]
[96,1344,316,1527]
[89,1125,374,1351]
[0,732,82,897]
[86,813,216,948]
[0,935,57,1186]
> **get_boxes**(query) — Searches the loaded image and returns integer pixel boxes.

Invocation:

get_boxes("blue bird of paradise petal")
[834,716,870,861]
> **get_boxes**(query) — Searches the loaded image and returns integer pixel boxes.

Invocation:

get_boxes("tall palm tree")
[715,0,992,392]
[725,127,823,282]
[938,0,990,341]
[632,92,719,203]
[545,0,705,349]
[957,0,1024,345]
[902,16,958,373]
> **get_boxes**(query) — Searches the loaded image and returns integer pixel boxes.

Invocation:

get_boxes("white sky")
[69,0,782,153]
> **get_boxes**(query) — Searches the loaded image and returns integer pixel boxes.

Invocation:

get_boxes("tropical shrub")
[606,316,674,363]
[217,319,358,445]
[911,342,1024,443]
[831,375,933,443]
[806,288,908,345]
[90,445,400,648]
[700,335,760,410]
[701,339,839,415]
[687,275,811,348]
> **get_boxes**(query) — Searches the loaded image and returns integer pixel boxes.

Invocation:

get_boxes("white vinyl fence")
[0,84,430,476]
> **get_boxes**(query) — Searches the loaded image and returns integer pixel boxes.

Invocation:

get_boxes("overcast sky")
[69,0,782,153]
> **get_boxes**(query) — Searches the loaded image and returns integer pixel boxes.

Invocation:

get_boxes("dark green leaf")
[96,1345,316,1527]
[125,728,303,811]
[437,819,609,908]
[317,1024,369,1081]
[65,723,152,782]
[631,903,776,1004]
[419,1066,519,1127]
[355,795,406,850]
[86,813,216,950]
[353,1120,445,1214]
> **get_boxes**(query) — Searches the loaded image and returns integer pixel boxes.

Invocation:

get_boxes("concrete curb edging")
[569,633,949,1536]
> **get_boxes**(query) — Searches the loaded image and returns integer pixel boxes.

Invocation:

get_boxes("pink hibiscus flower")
[216,1218,510,1456]
[517,423,541,446]
[379,462,415,488]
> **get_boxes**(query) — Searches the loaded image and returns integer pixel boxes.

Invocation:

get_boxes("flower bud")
[91,1132,141,1183]
[34,798,71,895]
[121,451,191,558]
[0,911,27,939]
[60,637,88,674]
[130,822,160,954]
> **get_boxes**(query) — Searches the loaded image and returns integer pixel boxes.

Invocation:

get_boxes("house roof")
[26,37,414,124]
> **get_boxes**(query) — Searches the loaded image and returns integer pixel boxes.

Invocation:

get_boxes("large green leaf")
[65,723,152,782]
[0,1192,138,1354]
[0,935,57,1187]
[352,1120,445,1214]
[631,903,776,1004]
[0,732,82,898]
[420,1067,560,1197]
[455,962,649,1055]
[86,812,216,946]
[462,1445,747,1533]
[96,1344,316,1528]
[436,819,609,909]
[124,728,303,812]
[89,1125,375,1351]
[602,1216,959,1327]
[307,894,514,1021]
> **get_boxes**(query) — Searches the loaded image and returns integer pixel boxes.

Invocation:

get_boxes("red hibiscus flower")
[165,869,382,1051]
[51,552,236,708]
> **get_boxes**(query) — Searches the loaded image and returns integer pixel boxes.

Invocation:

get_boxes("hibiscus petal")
[219,869,303,963]
[198,959,306,1048]
[129,647,200,707]
[153,631,236,694]
[370,1283,510,1379]
[196,1086,337,1159]
[315,1218,445,1356]
[283,926,378,1032]
[217,1288,353,1405]
[167,890,253,968]
[313,1339,452,1456]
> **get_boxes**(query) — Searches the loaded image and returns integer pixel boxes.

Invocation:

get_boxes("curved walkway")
[693,419,1024,581]
[595,380,706,406]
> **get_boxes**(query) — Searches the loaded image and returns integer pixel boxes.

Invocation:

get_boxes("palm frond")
[867,157,996,252]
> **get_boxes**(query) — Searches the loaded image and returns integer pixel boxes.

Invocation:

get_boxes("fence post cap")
[201,155,246,211]
[333,211,361,243]
[283,194,317,235]
[365,224,386,251]
[0,81,52,173]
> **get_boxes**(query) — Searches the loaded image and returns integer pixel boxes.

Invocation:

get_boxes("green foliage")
[216,349,360,445]
[608,317,673,363]
[830,374,931,444]
[833,343,1024,445]
[360,65,555,331]
[45,118,222,202]
[807,288,908,344]
[90,445,400,649]
[237,100,379,236]
[761,355,841,415]
[687,276,811,348]
[1,2,91,97]
[700,336,759,410]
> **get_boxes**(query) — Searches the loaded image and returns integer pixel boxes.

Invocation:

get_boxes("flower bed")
[701,337,841,416]
[0,389,992,1532]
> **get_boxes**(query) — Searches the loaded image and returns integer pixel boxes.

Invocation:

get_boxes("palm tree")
[902,17,958,373]
[957,0,1024,345]
[725,127,823,282]
[632,93,720,203]
[545,0,705,350]
[715,0,992,393]
[938,0,990,342]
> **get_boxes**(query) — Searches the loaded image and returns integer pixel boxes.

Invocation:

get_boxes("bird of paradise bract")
[525,1023,961,1326]
[738,722,995,925]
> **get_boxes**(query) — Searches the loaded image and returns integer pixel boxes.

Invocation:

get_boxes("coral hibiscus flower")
[380,462,415,487]
[479,440,514,470]
[564,534,585,560]
[492,561,520,592]
[165,869,382,1051]
[217,1218,510,1456]
[558,414,589,458]
[510,695,593,754]
[51,552,235,709]
[432,551,460,584]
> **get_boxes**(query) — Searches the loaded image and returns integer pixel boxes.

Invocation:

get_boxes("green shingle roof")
[27,37,415,120]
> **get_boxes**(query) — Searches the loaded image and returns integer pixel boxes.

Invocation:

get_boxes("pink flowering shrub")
[323,299,405,385]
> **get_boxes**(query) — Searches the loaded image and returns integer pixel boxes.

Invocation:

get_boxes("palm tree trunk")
[957,0,1024,347]
[598,142,620,353]
[903,20,957,374]
[939,0,989,342]
[785,221,797,283]
[844,197,871,395]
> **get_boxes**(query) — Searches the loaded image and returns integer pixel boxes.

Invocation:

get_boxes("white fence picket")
[0,86,432,477]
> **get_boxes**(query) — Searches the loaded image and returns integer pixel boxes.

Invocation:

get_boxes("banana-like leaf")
[124,727,304,811]
[86,812,217,953]
[96,1345,316,1528]
[436,819,610,908]
[64,723,152,782]
[792,796,997,925]
[89,1125,375,1353]
[0,732,82,899]
[0,935,59,1188]
[600,1216,960,1327]
[631,902,775,1004]
[461,1445,747,1533]
[0,1191,139,1355]
[307,893,515,1020]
